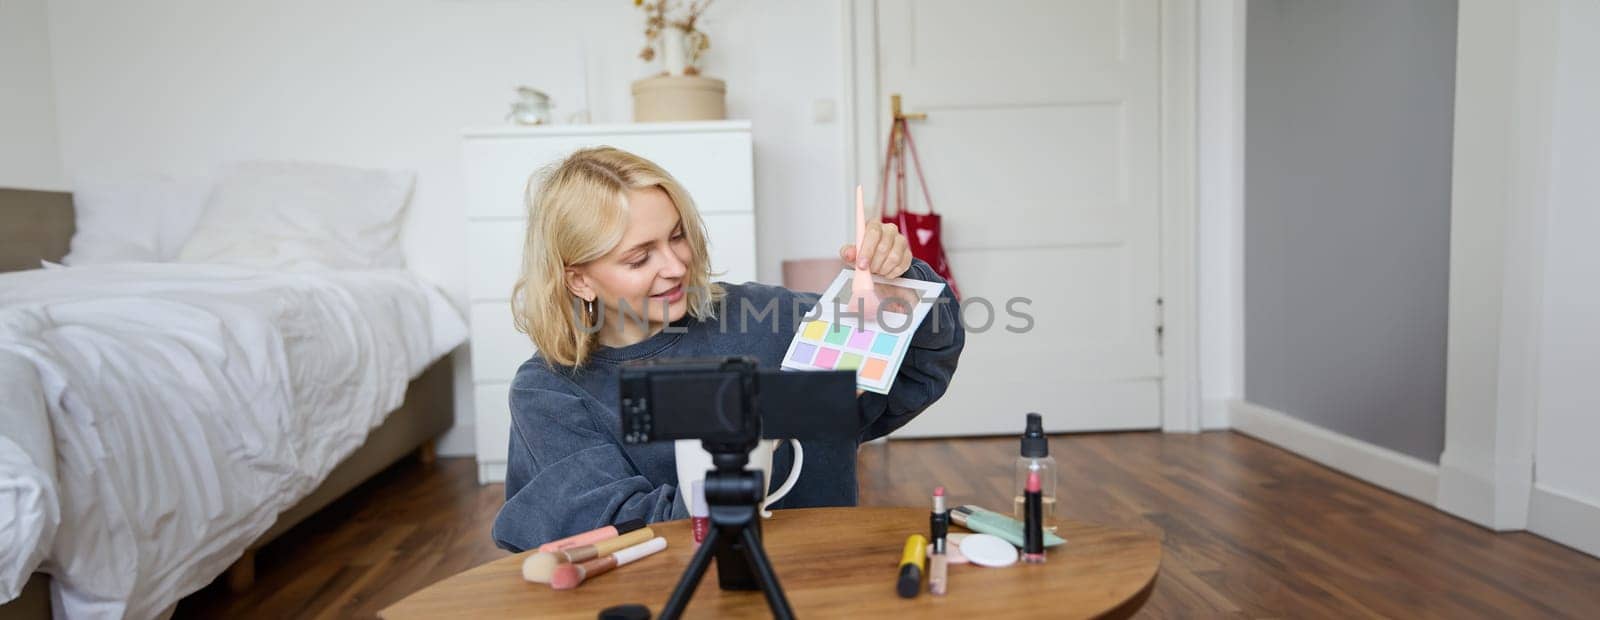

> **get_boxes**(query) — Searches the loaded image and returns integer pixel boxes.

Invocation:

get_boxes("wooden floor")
[175,432,1600,618]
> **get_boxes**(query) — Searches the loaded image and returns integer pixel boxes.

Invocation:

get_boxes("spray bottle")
[1013,412,1058,531]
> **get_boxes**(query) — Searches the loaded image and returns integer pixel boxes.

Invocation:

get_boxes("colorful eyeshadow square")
[838,352,863,370]
[861,357,888,381]
[813,347,841,368]
[847,329,875,350]
[789,342,818,365]
[871,332,899,356]
[802,320,828,341]
[822,323,850,345]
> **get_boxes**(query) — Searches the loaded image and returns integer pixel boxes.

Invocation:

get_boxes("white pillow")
[177,161,414,270]
[63,174,210,265]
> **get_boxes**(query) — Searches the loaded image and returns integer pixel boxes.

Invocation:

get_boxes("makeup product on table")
[929,486,949,595]
[958,533,1019,568]
[550,537,668,590]
[928,550,948,595]
[1014,412,1058,531]
[556,527,654,563]
[537,518,647,553]
[598,604,653,620]
[896,534,927,598]
[950,505,1066,548]
[928,551,949,596]
[690,480,709,548]
[522,527,656,583]
[780,271,944,394]
[1022,470,1046,563]
[927,532,971,564]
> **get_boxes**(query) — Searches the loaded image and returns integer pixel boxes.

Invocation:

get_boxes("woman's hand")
[839,221,913,278]
[843,219,908,400]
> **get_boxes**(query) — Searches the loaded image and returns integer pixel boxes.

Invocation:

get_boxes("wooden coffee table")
[381,507,1160,619]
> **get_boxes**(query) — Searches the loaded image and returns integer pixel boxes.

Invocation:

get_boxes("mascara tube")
[896,535,927,598]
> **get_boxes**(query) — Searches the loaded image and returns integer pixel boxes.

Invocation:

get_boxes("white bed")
[1,162,469,618]
[0,262,465,618]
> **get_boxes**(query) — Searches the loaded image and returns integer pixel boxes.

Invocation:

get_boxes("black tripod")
[659,440,794,620]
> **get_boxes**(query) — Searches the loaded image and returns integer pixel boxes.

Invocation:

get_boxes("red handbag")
[878,116,961,299]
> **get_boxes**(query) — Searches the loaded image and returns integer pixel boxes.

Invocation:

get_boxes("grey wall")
[1244,0,1457,462]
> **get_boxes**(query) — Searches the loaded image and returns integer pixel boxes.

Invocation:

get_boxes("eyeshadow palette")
[781,269,946,394]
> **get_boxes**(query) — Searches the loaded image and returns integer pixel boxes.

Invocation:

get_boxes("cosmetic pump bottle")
[1013,412,1058,531]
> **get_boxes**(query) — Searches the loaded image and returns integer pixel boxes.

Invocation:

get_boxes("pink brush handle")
[537,524,616,553]
[855,185,867,253]
[853,185,874,291]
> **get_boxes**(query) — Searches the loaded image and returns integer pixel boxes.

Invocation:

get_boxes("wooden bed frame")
[0,188,455,618]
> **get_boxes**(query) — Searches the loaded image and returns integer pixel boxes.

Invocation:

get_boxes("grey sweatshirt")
[491,258,963,552]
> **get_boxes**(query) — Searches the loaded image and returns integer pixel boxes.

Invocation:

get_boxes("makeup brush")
[550,537,668,590]
[521,552,561,584]
[521,527,655,583]
[537,518,646,553]
[851,185,881,319]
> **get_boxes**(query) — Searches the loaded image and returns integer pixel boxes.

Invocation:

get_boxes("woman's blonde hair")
[512,147,725,368]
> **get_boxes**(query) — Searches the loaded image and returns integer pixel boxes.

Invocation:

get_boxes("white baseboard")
[1201,397,1231,430]
[1229,400,1439,505]
[479,461,507,485]
[1434,449,1533,530]
[1529,484,1600,558]
[1434,456,1497,527]
[436,424,476,457]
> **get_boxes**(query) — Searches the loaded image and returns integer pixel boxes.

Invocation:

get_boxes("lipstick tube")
[950,505,1066,548]
[1022,469,1045,563]
[930,486,949,595]
[690,480,708,548]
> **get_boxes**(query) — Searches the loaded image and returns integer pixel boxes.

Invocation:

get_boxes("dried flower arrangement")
[635,0,714,76]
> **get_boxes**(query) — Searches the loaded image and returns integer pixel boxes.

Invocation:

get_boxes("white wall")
[1208,0,1597,558]
[42,0,850,456]
[0,0,65,190]
[1438,0,1600,559]
[1437,0,1552,531]
[1195,0,1244,430]
[1529,0,1600,558]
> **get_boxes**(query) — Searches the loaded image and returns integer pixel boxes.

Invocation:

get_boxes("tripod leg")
[738,526,796,620]
[660,526,720,620]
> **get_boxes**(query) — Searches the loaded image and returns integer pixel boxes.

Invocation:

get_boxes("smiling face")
[564,186,692,346]
[514,146,726,368]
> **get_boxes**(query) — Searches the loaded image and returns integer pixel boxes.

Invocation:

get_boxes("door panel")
[872,0,1162,435]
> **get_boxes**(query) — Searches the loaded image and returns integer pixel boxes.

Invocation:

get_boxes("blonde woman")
[490,147,963,552]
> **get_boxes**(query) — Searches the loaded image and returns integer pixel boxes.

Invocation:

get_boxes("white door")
[864,0,1164,436]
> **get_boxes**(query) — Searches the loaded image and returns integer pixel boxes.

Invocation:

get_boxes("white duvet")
[0,263,465,619]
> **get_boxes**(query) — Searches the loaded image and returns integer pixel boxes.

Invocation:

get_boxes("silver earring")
[585,299,595,316]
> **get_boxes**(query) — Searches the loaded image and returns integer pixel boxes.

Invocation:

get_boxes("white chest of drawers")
[462,121,756,484]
